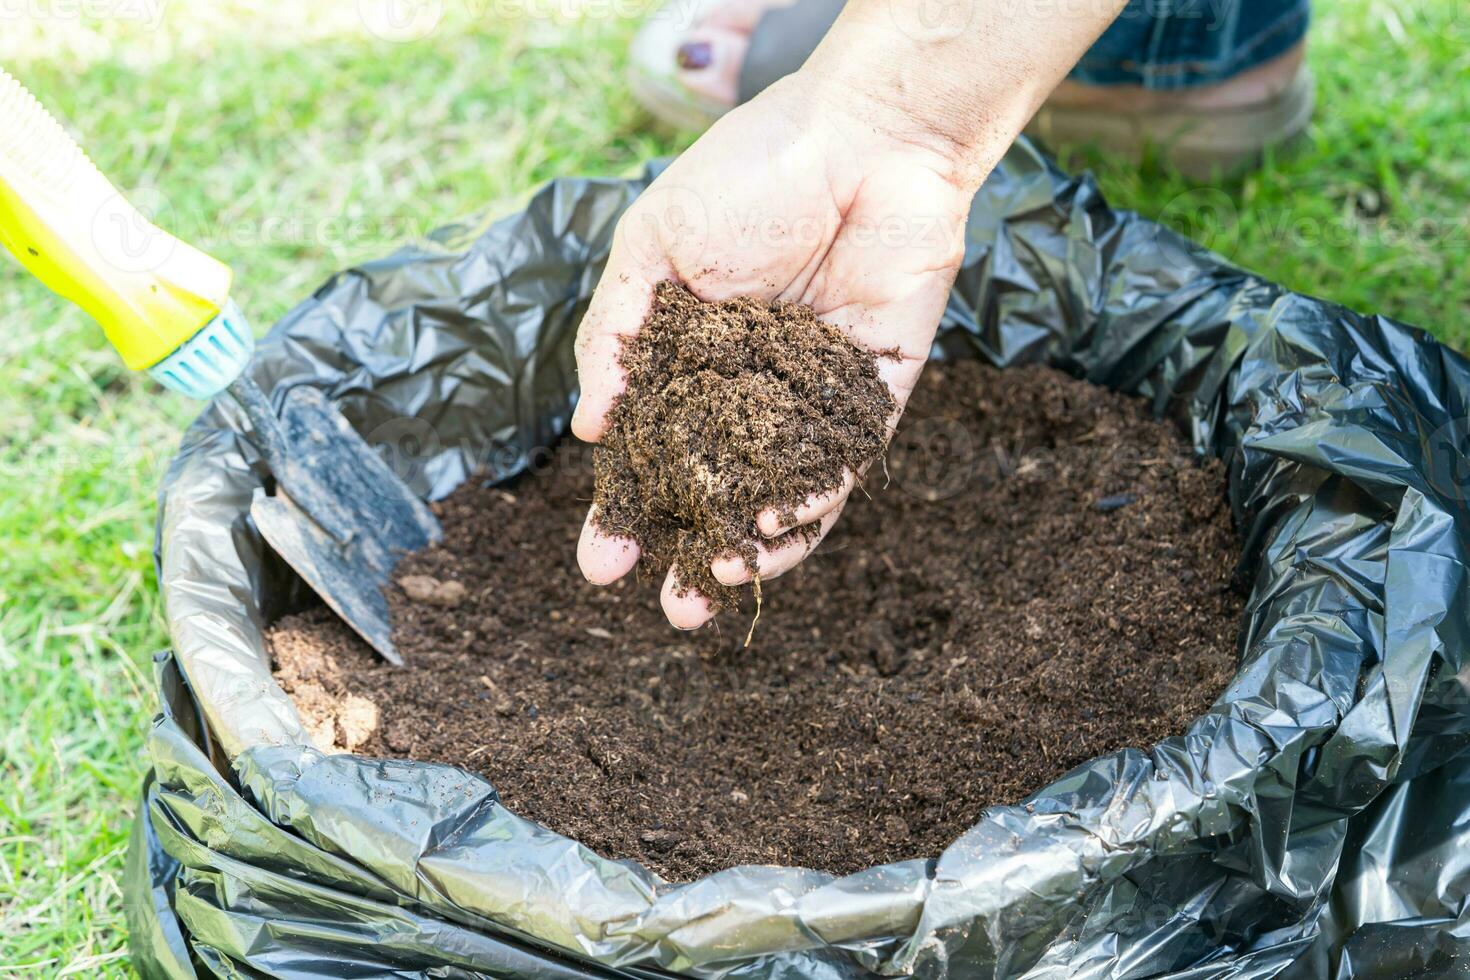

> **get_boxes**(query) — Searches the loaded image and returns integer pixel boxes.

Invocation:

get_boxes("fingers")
[660,498,846,629]
[595,493,846,630]
[661,568,717,630]
[756,468,856,537]
[577,507,641,585]
[712,503,845,586]
[571,256,659,444]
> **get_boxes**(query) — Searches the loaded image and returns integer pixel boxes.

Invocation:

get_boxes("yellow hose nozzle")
[0,68,242,389]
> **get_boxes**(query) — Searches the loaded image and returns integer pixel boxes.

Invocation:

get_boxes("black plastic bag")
[127,139,1470,979]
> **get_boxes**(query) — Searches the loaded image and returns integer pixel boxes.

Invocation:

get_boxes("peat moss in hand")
[592,281,895,609]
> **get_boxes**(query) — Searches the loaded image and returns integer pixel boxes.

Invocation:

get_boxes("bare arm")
[801,0,1129,188]
[573,0,1128,627]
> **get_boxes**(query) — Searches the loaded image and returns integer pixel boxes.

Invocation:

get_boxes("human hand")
[571,68,995,628]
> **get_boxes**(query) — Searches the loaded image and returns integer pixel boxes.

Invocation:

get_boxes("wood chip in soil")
[268,361,1245,881]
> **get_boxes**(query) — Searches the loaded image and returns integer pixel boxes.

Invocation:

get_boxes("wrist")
[796,14,1044,193]
[792,0,1129,191]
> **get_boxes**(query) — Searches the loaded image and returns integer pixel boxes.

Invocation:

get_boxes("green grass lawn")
[0,2,1464,974]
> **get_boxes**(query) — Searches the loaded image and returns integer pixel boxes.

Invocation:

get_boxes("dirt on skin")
[591,281,895,608]
[268,361,1245,881]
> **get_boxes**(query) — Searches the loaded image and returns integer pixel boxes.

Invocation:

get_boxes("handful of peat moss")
[592,281,895,610]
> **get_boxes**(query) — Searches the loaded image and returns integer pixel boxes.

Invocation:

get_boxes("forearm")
[801,0,1128,189]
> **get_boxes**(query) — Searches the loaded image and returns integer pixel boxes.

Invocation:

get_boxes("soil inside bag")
[268,362,1244,880]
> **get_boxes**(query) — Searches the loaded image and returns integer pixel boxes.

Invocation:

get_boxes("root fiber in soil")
[269,361,1244,881]
[591,281,894,607]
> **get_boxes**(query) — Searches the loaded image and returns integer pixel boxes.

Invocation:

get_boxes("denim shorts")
[1071,0,1310,90]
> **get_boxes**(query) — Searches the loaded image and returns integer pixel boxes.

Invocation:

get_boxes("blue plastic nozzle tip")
[148,298,255,400]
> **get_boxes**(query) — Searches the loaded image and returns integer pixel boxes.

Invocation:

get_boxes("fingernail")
[676,41,712,70]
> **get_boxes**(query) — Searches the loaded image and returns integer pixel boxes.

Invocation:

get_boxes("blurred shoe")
[1029,44,1313,178]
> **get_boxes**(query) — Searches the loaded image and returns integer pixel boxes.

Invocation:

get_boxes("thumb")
[571,257,658,443]
[575,173,711,441]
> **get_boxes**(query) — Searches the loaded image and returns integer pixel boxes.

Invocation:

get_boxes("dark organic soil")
[269,361,1244,881]
[592,281,894,607]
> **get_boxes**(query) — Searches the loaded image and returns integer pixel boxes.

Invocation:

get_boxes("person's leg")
[1050,41,1305,112]
[1024,0,1312,175]
[1064,0,1308,99]
[629,0,1311,174]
